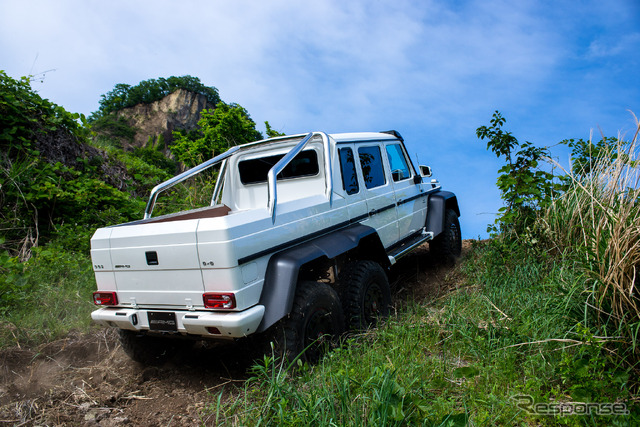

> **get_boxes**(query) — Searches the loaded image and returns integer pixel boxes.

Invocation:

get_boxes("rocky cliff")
[116,88,214,151]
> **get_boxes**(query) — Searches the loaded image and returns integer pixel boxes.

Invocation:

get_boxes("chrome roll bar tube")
[266,131,332,223]
[144,131,332,222]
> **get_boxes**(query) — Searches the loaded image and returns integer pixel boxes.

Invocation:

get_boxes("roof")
[329,131,399,143]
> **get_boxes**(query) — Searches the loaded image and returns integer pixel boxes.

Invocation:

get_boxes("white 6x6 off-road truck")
[91,130,461,364]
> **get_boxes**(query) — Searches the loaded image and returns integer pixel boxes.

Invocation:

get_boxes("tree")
[476,111,558,236]
[171,102,263,168]
[562,136,622,177]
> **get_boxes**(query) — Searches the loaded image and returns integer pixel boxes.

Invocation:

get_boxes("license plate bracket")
[148,311,177,331]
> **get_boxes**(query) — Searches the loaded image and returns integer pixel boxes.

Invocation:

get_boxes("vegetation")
[89,114,137,148]
[476,111,560,236]
[544,125,640,376]
[0,71,142,258]
[171,102,263,168]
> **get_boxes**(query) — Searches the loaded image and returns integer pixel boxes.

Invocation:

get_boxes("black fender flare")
[256,223,386,332]
[426,191,460,237]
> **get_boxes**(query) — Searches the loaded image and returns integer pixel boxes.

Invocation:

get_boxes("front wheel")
[429,208,462,265]
[279,281,344,364]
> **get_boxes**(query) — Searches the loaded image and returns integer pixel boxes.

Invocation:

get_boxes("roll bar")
[267,132,332,222]
[144,131,333,221]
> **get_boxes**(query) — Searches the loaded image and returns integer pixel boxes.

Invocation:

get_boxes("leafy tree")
[476,111,559,236]
[562,136,623,177]
[171,102,263,168]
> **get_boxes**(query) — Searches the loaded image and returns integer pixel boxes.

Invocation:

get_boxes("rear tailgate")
[103,220,205,309]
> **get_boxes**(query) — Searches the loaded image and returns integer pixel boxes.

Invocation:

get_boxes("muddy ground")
[0,242,472,426]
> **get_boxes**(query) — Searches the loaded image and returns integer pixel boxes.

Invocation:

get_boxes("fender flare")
[256,223,386,332]
[426,191,460,237]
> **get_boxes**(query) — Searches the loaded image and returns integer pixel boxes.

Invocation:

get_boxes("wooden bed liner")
[144,205,231,224]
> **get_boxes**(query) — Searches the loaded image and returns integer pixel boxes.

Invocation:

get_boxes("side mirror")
[419,165,432,177]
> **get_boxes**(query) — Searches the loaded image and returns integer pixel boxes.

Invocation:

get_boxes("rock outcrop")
[116,88,214,151]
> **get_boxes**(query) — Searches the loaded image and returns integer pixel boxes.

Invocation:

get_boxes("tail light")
[93,291,118,306]
[203,293,236,309]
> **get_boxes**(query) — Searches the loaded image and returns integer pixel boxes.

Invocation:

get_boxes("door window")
[358,146,386,189]
[385,144,411,182]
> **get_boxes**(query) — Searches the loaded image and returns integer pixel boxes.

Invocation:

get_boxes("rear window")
[238,150,319,185]
[338,147,359,195]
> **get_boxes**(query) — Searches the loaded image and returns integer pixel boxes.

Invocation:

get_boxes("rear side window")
[238,150,319,185]
[358,146,386,189]
[385,144,411,181]
[338,148,359,195]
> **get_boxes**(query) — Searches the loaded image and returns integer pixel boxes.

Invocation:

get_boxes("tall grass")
[543,115,640,371]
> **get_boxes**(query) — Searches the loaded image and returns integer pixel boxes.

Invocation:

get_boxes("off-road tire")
[340,260,391,331]
[277,281,344,365]
[118,330,188,365]
[429,208,462,265]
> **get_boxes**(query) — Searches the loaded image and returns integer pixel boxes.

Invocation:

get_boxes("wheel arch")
[426,191,460,237]
[256,223,387,332]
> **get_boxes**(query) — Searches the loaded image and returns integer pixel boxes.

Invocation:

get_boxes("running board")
[387,230,434,265]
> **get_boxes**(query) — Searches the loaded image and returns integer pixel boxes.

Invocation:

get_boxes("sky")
[1,0,639,238]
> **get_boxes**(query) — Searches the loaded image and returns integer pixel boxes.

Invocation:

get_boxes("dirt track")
[0,242,470,426]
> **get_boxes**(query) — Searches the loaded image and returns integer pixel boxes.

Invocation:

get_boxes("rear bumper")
[91,305,265,338]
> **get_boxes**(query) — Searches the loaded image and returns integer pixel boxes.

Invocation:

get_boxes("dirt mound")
[0,241,473,426]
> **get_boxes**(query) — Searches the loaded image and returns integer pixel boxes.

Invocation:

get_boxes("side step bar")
[387,229,434,265]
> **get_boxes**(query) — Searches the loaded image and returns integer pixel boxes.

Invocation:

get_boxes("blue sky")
[2,0,639,238]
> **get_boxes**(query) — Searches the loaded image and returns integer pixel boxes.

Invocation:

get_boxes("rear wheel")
[340,260,391,331]
[278,281,344,364]
[429,208,461,265]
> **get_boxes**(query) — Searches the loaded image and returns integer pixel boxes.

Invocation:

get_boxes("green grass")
[203,242,639,426]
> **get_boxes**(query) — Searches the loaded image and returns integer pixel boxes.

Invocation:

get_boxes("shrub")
[476,111,560,238]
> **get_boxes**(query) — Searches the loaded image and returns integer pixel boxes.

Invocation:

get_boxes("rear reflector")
[203,293,236,309]
[93,291,118,306]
